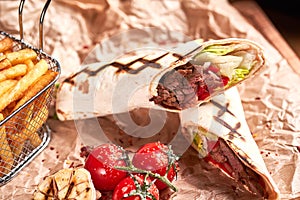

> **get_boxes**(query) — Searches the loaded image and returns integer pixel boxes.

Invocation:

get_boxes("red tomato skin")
[153,166,177,190]
[84,143,127,191]
[221,75,230,86]
[132,142,177,190]
[112,175,159,200]
[197,85,210,101]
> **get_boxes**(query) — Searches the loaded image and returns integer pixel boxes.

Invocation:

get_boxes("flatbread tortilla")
[56,38,264,120]
[180,87,280,199]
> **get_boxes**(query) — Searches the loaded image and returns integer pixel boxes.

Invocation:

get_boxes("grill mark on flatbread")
[64,52,170,85]
[210,100,235,116]
[114,52,169,74]
[172,53,184,59]
[173,60,193,71]
[64,45,201,85]
[213,116,243,141]
[211,100,245,142]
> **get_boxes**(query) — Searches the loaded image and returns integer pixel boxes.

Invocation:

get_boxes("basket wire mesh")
[0,0,60,186]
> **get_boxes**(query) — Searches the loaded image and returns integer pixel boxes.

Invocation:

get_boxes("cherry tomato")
[84,143,128,191]
[112,174,159,200]
[132,142,178,190]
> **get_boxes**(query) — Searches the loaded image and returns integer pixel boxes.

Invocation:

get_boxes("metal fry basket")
[0,0,60,186]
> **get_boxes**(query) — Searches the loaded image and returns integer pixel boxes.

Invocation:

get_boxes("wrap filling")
[150,42,259,110]
[186,126,268,198]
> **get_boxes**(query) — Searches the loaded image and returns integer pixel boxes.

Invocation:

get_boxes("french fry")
[6,48,37,66]
[0,114,14,176]
[0,55,5,62]
[0,80,17,97]
[24,105,48,148]
[8,102,45,153]
[13,70,58,111]
[7,130,28,159]
[0,64,27,82]
[0,37,13,53]
[0,161,5,176]
[0,59,49,112]
[0,56,12,70]
[24,59,35,72]
[1,101,19,142]
[3,48,13,55]
[27,132,42,148]
[6,105,34,158]
[0,34,59,180]
[1,101,16,119]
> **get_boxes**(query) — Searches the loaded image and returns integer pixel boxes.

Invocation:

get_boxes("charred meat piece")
[150,63,229,110]
[205,139,266,198]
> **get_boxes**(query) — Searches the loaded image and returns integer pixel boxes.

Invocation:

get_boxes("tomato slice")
[221,75,230,86]
[197,85,210,100]
[197,74,230,101]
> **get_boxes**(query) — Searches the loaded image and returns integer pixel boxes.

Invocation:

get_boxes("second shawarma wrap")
[56,38,265,120]
[179,87,280,199]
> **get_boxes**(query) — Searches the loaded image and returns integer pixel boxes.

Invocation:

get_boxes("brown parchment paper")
[0,0,300,199]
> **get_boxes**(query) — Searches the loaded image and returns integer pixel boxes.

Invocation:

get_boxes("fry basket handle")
[18,0,52,50]
[18,0,25,40]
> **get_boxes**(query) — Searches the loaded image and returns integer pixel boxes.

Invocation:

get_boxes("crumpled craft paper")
[0,0,299,199]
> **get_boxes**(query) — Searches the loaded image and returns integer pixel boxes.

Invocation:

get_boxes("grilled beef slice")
[150,63,225,109]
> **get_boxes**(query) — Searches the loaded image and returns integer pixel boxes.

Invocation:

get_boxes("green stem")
[115,165,178,192]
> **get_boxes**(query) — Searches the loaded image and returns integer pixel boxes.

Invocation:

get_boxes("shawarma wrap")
[180,87,280,199]
[56,38,264,120]
[56,39,204,120]
[149,38,265,110]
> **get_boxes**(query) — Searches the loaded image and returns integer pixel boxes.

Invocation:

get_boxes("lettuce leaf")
[193,52,243,79]
[229,68,250,84]
[200,44,236,55]
[193,44,255,79]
